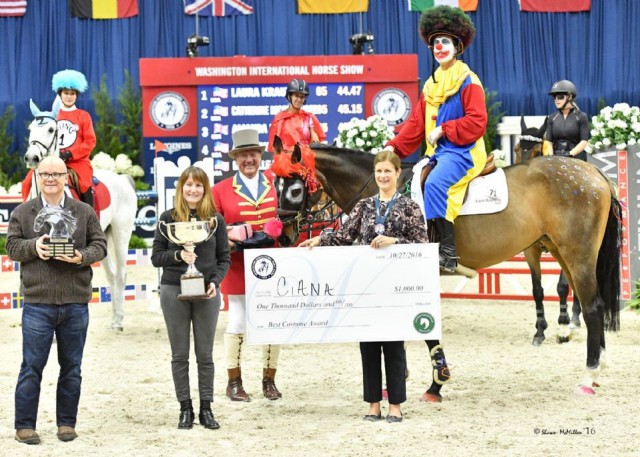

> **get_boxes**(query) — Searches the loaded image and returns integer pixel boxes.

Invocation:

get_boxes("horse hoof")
[574,385,596,396]
[592,381,600,388]
[556,335,571,344]
[111,325,124,332]
[532,338,543,347]
[569,320,581,329]
[419,392,443,403]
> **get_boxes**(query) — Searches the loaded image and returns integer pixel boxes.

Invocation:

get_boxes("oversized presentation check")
[244,243,441,344]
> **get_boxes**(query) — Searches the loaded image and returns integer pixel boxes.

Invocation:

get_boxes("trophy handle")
[159,220,183,245]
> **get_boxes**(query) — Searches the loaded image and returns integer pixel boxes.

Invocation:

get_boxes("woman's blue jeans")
[15,303,89,430]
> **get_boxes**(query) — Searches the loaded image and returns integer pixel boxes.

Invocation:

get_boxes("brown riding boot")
[262,368,282,400]
[226,367,251,402]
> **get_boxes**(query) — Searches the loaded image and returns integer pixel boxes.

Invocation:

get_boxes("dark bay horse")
[515,116,581,346]
[273,144,621,395]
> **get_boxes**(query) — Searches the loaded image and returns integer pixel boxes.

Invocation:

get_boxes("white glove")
[383,145,395,152]
[427,126,443,146]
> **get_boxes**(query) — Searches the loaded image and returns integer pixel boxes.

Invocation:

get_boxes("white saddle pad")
[410,159,508,218]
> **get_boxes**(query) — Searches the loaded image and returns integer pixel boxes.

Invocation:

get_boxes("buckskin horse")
[515,116,582,346]
[24,99,137,331]
[272,143,621,395]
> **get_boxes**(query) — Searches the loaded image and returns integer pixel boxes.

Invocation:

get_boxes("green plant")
[0,234,6,255]
[334,115,395,152]
[117,70,142,164]
[0,105,26,189]
[627,279,640,313]
[589,103,640,151]
[128,234,148,249]
[483,91,505,153]
[92,75,124,159]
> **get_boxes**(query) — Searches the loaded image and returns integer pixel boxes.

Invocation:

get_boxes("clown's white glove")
[427,126,443,146]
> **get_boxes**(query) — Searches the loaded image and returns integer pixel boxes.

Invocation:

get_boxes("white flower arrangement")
[589,103,640,151]
[92,151,145,178]
[334,115,395,153]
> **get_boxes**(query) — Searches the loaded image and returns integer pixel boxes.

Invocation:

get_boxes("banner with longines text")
[243,243,441,345]
[139,55,419,184]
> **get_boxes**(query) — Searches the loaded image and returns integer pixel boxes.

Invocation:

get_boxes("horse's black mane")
[311,143,416,170]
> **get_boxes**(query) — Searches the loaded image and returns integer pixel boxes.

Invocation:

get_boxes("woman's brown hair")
[373,150,401,171]
[171,166,217,222]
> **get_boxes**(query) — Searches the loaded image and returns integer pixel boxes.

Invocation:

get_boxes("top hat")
[229,129,265,159]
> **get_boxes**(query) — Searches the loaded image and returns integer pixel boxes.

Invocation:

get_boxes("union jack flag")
[184,0,254,16]
[213,124,229,135]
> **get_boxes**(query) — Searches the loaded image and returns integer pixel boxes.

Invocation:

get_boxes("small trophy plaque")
[159,219,217,300]
[33,206,77,257]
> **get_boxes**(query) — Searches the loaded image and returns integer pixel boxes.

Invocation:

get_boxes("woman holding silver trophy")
[152,166,231,430]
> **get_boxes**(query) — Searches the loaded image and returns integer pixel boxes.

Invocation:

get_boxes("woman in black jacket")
[152,166,231,430]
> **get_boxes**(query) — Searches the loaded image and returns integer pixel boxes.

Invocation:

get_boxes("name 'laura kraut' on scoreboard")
[193,64,366,78]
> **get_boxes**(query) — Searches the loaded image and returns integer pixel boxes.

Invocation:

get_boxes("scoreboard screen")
[141,55,419,184]
[197,83,364,180]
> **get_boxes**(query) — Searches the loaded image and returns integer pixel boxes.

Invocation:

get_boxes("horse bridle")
[29,115,59,156]
[279,171,376,239]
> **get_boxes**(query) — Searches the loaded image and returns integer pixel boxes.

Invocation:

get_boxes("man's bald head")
[38,156,67,172]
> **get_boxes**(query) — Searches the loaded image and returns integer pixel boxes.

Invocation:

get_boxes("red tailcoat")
[212,171,278,295]
[57,107,95,193]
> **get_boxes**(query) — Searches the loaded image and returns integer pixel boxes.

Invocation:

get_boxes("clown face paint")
[432,35,456,66]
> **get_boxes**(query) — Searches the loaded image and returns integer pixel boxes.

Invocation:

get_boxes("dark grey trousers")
[160,284,221,402]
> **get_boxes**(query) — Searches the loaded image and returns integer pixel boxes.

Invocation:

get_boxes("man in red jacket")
[212,129,283,402]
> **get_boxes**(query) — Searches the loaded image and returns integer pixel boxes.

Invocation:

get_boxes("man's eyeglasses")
[554,94,567,100]
[38,172,67,180]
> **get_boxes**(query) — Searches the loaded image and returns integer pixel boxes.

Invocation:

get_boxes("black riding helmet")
[549,80,577,98]
[286,79,309,103]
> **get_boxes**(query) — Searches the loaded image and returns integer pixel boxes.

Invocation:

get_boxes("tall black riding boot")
[80,189,94,208]
[433,218,458,273]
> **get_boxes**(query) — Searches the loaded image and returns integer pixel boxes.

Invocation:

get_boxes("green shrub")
[0,234,6,255]
[483,91,505,153]
[627,279,640,313]
[128,234,149,249]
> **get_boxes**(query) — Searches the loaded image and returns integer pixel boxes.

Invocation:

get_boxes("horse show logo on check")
[413,312,435,334]
[251,255,276,280]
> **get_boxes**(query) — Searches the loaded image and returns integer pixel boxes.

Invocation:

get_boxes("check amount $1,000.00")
[394,284,424,294]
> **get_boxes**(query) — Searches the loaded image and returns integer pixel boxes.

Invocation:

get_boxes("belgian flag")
[70,0,138,19]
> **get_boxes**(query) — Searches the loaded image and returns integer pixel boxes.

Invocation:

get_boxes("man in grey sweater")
[6,156,107,445]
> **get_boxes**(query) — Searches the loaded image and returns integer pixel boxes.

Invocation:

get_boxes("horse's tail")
[597,196,621,331]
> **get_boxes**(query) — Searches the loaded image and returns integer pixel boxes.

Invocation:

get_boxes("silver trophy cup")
[159,219,217,299]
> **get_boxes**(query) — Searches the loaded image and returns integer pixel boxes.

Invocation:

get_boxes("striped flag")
[185,0,254,17]
[213,105,229,116]
[298,0,369,14]
[409,0,478,12]
[519,0,590,12]
[0,0,27,17]
[124,284,136,301]
[212,87,229,98]
[90,287,100,304]
[70,0,138,19]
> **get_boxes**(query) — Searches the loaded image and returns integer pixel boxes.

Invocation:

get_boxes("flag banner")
[214,141,230,153]
[213,105,229,116]
[409,0,478,12]
[90,288,100,304]
[0,293,11,310]
[185,0,254,17]
[298,0,369,14]
[70,0,138,20]
[519,0,590,12]
[12,292,23,309]
[212,86,229,98]
[0,0,27,17]
[100,287,112,303]
[124,284,136,301]
[1,255,16,272]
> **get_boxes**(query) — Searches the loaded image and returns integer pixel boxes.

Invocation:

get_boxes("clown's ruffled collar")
[424,60,471,107]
